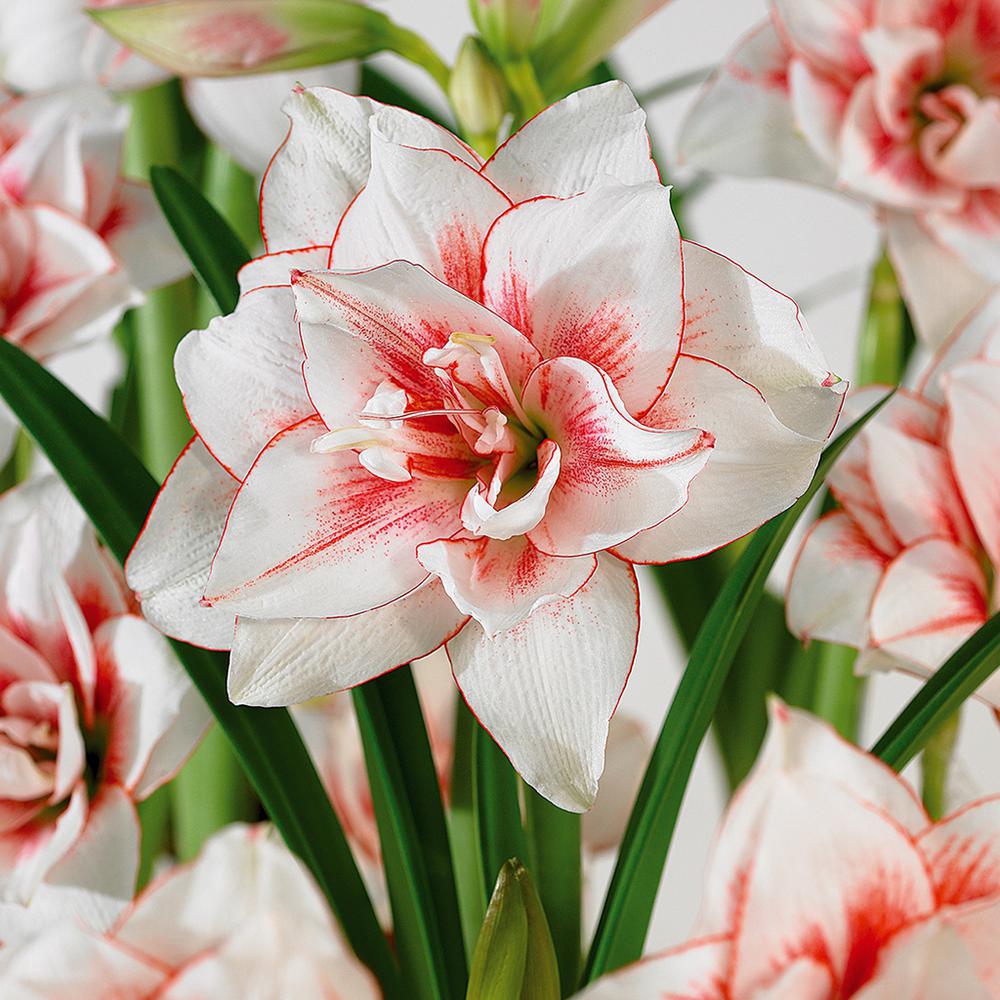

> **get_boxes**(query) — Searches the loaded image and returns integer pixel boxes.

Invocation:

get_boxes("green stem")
[135,785,171,888]
[921,711,961,819]
[809,643,864,738]
[449,699,487,960]
[524,784,581,995]
[387,25,451,91]
[503,57,548,121]
[476,724,527,895]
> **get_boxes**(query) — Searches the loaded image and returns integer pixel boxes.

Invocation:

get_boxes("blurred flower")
[575,701,1000,999]
[0,478,208,928]
[787,295,1000,700]
[679,1,1000,346]
[0,823,380,998]
[0,86,188,459]
[127,79,842,812]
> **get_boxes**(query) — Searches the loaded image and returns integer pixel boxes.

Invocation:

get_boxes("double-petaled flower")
[576,702,1000,998]
[0,823,380,998]
[681,0,1000,345]
[0,478,208,925]
[787,294,1000,700]
[127,80,843,811]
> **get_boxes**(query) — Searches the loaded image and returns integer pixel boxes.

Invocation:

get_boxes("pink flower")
[787,294,1000,700]
[0,478,208,926]
[680,1,1000,345]
[575,701,1000,999]
[0,823,380,998]
[127,81,843,811]
[0,87,188,458]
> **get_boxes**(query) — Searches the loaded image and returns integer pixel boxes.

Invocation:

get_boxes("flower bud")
[448,37,508,150]
[469,0,541,60]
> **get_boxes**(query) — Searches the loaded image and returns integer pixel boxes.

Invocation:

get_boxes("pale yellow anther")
[450,330,496,346]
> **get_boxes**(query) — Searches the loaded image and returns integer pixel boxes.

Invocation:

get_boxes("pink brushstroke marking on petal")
[436,220,484,301]
[185,13,290,68]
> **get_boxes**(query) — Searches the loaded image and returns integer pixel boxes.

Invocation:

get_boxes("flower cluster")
[127,80,842,811]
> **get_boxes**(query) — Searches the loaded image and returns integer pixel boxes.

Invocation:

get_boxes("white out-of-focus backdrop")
[57,0,1000,955]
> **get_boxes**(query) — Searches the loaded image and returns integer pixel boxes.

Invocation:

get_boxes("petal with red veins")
[95,616,209,799]
[919,796,1000,907]
[0,625,57,687]
[330,127,510,301]
[184,62,359,176]
[521,358,713,557]
[482,80,659,201]
[416,534,595,637]
[101,180,190,291]
[449,553,638,811]
[788,57,852,168]
[785,510,889,647]
[615,354,833,563]
[679,24,834,185]
[260,86,378,251]
[925,96,1000,188]
[205,417,468,619]
[945,361,1000,566]
[227,579,467,706]
[869,537,989,678]
[176,284,315,478]
[572,936,729,999]
[926,190,1000,283]
[481,183,683,417]
[771,0,873,84]
[293,260,540,426]
[680,242,842,438]
[125,438,239,651]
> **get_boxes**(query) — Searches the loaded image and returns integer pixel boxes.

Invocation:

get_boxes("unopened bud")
[469,0,541,60]
[448,37,508,148]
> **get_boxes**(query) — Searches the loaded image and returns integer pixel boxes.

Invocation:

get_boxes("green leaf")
[872,613,1000,771]
[353,668,467,1000]
[150,166,250,315]
[90,1,450,87]
[467,861,560,1000]
[0,337,400,998]
[582,391,893,984]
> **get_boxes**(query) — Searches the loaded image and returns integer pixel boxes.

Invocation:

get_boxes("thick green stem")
[922,711,961,819]
[476,724,527,895]
[387,25,451,91]
[524,784,581,995]
[503,57,548,122]
[808,643,863,738]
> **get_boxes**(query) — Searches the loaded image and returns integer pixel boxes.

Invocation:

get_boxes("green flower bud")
[448,37,509,151]
[469,0,542,60]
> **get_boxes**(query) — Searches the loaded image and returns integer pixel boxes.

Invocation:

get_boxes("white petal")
[481,182,683,417]
[205,417,468,619]
[785,510,888,647]
[449,554,638,811]
[125,438,239,651]
[185,62,359,176]
[416,534,595,637]
[228,580,467,706]
[521,358,713,557]
[483,80,659,201]
[259,86,378,251]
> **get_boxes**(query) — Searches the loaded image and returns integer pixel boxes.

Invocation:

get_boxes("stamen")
[449,330,496,346]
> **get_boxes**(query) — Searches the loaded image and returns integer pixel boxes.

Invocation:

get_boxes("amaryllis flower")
[127,80,843,811]
[679,1,1000,345]
[0,478,208,926]
[0,823,380,998]
[787,293,1000,700]
[0,86,187,459]
[575,701,1000,999]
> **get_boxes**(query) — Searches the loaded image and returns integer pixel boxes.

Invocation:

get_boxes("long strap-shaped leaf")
[581,392,892,984]
[151,165,250,315]
[0,338,401,997]
[354,667,468,1000]
[872,612,1000,770]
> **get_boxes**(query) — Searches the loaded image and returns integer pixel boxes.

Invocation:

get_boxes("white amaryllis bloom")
[0,823,380,998]
[787,292,1000,699]
[679,1,1000,346]
[127,80,843,811]
[576,701,1000,999]
[0,478,208,928]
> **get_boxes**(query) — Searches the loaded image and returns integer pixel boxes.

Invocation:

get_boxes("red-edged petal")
[481,183,683,417]
[227,579,467,706]
[771,0,873,85]
[919,795,1000,907]
[125,438,239,652]
[204,417,468,619]
[449,553,638,811]
[482,80,659,201]
[416,534,596,637]
[521,358,713,557]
